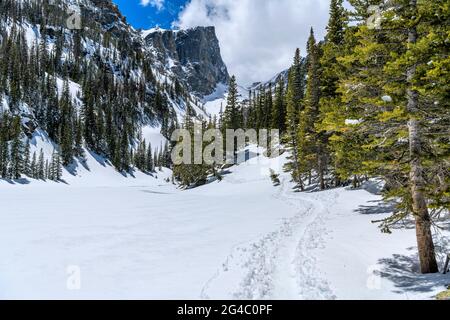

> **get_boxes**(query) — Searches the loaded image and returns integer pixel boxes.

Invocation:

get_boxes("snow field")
[0,146,448,299]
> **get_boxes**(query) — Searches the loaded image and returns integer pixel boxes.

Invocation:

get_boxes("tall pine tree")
[284,49,306,185]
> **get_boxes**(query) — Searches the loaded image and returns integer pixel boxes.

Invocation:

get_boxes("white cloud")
[174,0,330,86]
[140,0,165,11]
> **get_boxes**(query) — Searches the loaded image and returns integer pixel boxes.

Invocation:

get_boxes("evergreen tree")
[134,137,147,172]
[297,28,326,189]
[45,75,60,141]
[74,115,85,160]
[38,148,45,180]
[223,75,241,130]
[412,0,449,215]
[271,78,286,132]
[162,141,172,168]
[51,150,63,181]
[30,151,37,179]
[146,142,154,172]
[246,90,257,130]
[23,139,31,177]
[59,79,74,165]
[82,84,97,151]
[284,49,306,185]
[118,128,130,172]
[9,116,23,180]
[317,0,352,187]
[334,0,445,273]
[263,84,273,129]
[255,88,265,132]
[325,0,346,45]
[45,159,50,181]
[0,113,9,178]
[153,148,159,171]
[383,0,439,273]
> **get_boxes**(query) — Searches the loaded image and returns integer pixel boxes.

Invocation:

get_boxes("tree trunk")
[318,156,325,190]
[408,119,438,274]
[317,144,325,190]
[406,0,438,274]
[291,134,302,188]
[335,176,341,188]
[334,161,341,187]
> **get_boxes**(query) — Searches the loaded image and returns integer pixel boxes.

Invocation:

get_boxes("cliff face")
[144,27,230,97]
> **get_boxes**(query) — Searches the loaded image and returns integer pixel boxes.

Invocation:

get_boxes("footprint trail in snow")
[202,174,336,300]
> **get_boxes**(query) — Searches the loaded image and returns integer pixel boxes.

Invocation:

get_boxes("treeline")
[0,109,173,180]
[0,0,186,175]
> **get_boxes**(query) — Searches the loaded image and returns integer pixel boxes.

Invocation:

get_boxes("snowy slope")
[204,97,226,118]
[202,82,251,118]
[0,1,207,160]
[0,146,448,299]
[8,125,169,187]
[201,83,228,117]
[141,125,168,151]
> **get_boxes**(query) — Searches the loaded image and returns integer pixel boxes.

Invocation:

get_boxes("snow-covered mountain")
[0,0,231,177]
[1,0,230,124]
[248,68,290,92]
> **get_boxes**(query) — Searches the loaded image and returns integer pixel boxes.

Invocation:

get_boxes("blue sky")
[113,0,186,30]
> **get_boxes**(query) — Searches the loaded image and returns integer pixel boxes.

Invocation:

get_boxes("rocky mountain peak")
[143,26,230,98]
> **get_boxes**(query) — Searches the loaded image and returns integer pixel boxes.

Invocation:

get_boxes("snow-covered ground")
[0,147,448,299]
